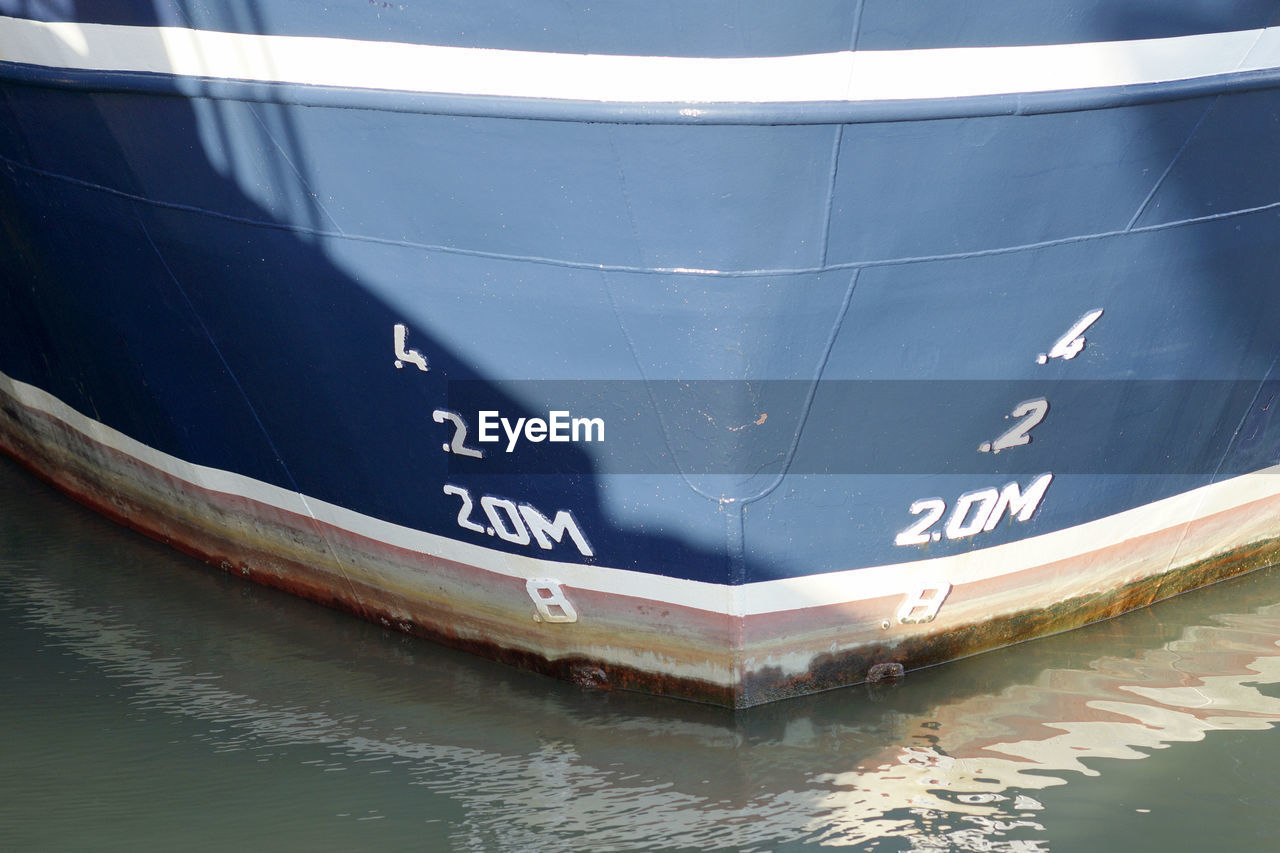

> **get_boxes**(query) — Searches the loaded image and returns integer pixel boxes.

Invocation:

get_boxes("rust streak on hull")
[5,381,1280,708]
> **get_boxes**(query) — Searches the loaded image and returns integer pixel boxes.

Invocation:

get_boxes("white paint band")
[1,15,1279,104]
[4,369,1280,618]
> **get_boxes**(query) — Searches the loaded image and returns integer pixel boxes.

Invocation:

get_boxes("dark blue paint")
[826,100,1214,263]
[0,0,862,57]
[3,4,1280,588]
[4,0,1276,55]
[855,0,1280,50]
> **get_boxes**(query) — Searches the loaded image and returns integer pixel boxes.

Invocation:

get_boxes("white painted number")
[393,323,429,371]
[944,488,999,539]
[894,473,1053,547]
[894,498,947,547]
[1037,309,1103,364]
[526,579,578,623]
[481,496,531,545]
[444,485,593,557]
[433,409,484,458]
[897,583,952,624]
[979,397,1049,454]
[443,484,484,534]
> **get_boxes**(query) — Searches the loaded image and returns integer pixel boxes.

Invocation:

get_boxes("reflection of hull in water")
[4,6,1280,705]
[6,462,1280,851]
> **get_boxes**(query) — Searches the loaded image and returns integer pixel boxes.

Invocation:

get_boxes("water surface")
[2,455,1280,851]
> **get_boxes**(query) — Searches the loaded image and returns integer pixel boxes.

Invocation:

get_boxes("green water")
[3,455,1280,852]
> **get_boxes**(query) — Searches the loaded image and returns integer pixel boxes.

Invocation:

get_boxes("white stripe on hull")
[2,15,1280,104]
[4,368,1280,619]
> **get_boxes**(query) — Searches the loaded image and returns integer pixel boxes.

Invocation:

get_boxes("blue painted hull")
[3,3,1280,705]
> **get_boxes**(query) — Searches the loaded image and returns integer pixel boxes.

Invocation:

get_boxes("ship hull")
[3,6,1280,705]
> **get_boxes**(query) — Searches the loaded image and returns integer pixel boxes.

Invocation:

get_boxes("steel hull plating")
[3,6,1280,706]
